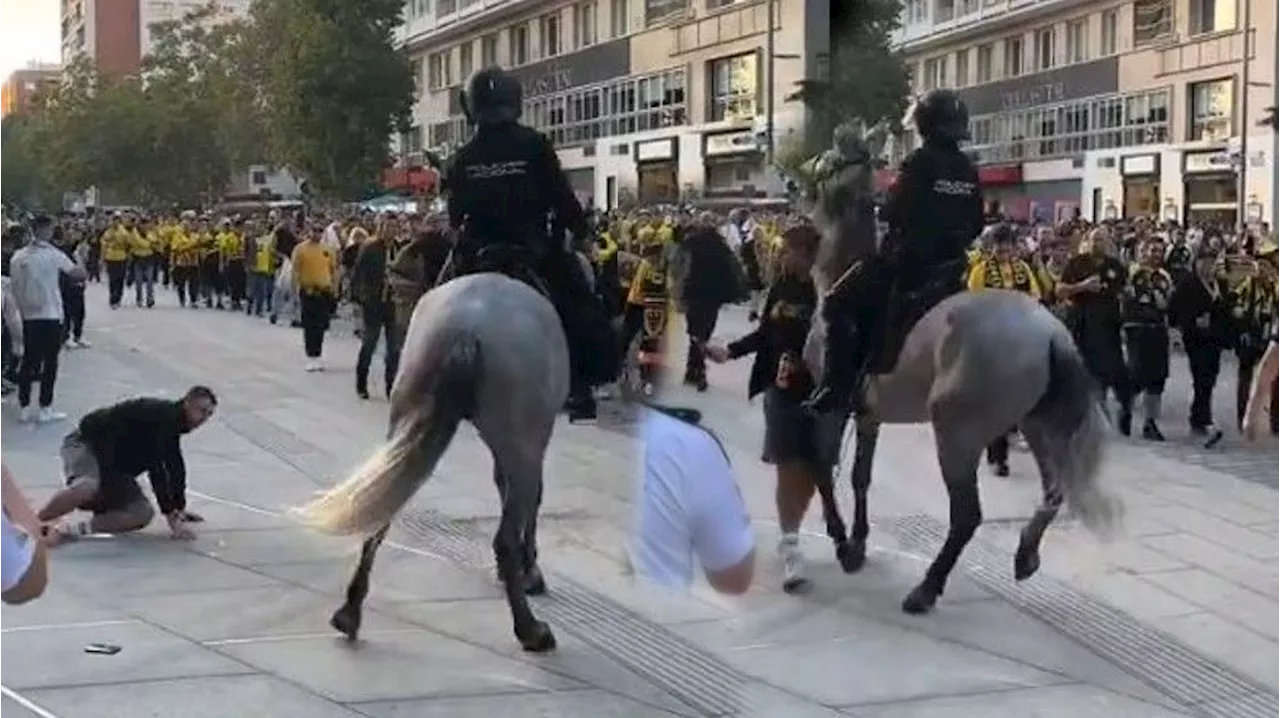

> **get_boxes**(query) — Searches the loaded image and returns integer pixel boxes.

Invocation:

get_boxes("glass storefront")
[1122,176,1159,218]
[637,163,678,203]
[1184,172,1237,227]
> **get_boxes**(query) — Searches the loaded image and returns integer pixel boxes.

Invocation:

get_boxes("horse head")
[811,120,887,294]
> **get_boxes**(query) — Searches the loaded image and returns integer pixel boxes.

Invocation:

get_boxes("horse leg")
[330,525,390,641]
[840,418,880,573]
[903,438,982,615]
[521,471,548,596]
[812,466,848,565]
[1012,424,1064,581]
[492,465,556,653]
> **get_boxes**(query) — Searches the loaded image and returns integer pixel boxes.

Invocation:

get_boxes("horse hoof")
[1013,547,1041,581]
[330,605,361,641]
[836,541,866,573]
[901,586,938,615]
[523,568,548,596]
[519,621,557,653]
[994,462,1010,477]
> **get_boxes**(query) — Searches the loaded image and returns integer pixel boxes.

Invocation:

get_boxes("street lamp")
[1247,194,1264,224]
[1103,200,1118,221]
[1162,198,1179,223]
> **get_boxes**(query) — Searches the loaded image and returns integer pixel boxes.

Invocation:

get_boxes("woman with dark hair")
[705,224,841,593]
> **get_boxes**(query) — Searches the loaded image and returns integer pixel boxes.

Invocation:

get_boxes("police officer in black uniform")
[444,66,603,422]
[805,89,983,414]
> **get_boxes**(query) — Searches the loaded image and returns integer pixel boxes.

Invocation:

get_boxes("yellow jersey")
[100,227,133,262]
[291,241,335,293]
[250,233,276,274]
[627,258,668,306]
[171,232,201,267]
[130,231,156,258]
[198,231,219,258]
[218,231,245,261]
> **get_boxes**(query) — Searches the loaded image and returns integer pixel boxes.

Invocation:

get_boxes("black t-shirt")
[1061,253,1126,325]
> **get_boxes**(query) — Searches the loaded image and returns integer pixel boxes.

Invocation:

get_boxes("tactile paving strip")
[886,514,1278,718]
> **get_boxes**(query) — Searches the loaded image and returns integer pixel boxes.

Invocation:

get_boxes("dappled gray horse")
[293,271,569,652]
[801,124,1122,614]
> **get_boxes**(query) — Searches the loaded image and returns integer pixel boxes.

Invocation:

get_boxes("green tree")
[779,0,911,175]
[0,113,60,209]
[142,5,266,206]
[247,0,416,199]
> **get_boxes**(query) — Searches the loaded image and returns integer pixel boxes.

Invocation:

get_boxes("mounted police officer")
[443,66,605,422]
[805,89,984,414]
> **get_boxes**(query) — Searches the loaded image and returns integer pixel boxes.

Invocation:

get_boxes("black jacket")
[884,142,983,285]
[77,398,191,513]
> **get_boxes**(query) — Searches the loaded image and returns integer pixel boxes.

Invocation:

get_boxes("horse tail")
[1031,334,1122,537]
[291,337,480,538]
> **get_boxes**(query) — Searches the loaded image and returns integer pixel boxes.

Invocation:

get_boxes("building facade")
[396,0,829,208]
[893,0,1276,227]
[1,65,62,117]
[61,0,251,77]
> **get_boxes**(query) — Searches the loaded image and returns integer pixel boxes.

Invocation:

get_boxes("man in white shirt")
[9,216,87,423]
[632,406,755,594]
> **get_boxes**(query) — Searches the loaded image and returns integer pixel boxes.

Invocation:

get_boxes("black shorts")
[60,432,145,515]
[761,388,846,468]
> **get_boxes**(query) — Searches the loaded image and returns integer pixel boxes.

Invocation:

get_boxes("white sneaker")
[778,535,811,594]
[304,360,323,372]
[64,339,77,350]
[37,407,67,423]
[18,406,38,423]
[75,338,91,348]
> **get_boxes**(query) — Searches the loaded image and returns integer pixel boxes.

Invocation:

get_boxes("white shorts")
[1,511,35,593]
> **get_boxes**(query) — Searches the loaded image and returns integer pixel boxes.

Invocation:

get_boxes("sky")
[1,0,62,79]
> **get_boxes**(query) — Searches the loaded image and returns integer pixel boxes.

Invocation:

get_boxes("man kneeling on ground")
[38,385,218,542]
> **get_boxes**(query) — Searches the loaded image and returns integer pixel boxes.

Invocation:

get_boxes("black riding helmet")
[463,66,523,126]
[908,89,971,145]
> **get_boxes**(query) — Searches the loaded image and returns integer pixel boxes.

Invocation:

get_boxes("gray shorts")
[61,432,144,515]
[761,388,846,468]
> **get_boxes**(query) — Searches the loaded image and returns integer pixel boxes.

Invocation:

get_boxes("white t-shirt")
[1,511,36,593]
[632,409,755,590]
[9,241,76,322]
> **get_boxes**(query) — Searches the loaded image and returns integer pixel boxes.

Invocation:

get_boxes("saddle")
[867,259,966,375]
[465,244,552,298]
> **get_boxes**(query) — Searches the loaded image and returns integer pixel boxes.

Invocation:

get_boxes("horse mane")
[809,121,890,294]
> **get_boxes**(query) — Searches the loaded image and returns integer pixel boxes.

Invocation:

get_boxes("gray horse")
[800,124,1122,614]
[292,271,568,652]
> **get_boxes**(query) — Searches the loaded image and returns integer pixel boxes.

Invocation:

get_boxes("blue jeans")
[130,257,155,305]
[248,272,273,315]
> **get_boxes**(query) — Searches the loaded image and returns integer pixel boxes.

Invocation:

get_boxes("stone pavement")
[0,283,1272,718]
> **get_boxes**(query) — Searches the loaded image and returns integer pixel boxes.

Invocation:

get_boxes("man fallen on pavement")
[37,385,218,543]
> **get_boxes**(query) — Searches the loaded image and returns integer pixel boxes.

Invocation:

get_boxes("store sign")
[635,137,677,162]
[703,130,759,158]
[447,39,631,114]
[1121,153,1158,176]
[955,57,1118,117]
[1183,149,1234,173]
[512,39,631,99]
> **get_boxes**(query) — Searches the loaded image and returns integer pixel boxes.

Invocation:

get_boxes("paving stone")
[1066,572,1202,621]
[1,694,47,718]
[53,548,282,598]
[263,552,503,604]
[0,621,250,690]
[849,683,1194,718]
[385,598,699,716]
[714,627,1065,707]
[1150,612,1280,691]
[26,675,368,718]
[1142,532,1279,598]
[354,688,681,718]
[191,528,360,566]
[1141,569,1279,640]
[217,629,585,703]
[111,586,416,643]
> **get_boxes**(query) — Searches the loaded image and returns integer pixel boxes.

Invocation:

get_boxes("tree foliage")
[779,0,912,174]
[1,0,416,208]
[246,0,415,199]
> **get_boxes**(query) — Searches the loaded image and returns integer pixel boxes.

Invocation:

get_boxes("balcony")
[1155,29,1254,77]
